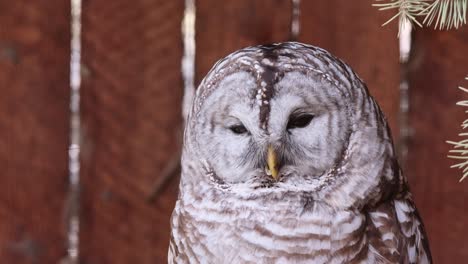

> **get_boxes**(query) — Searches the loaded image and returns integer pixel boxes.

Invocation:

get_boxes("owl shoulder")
[366,192,432,264]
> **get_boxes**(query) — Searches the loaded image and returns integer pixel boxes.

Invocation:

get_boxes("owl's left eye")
[229,124,248,135]
[287,114,314,130]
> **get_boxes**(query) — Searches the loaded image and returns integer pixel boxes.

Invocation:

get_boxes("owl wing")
[367,193,432,264]
[168,234,176,264]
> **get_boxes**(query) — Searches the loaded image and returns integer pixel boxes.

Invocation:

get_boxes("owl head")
[182,42,400,209]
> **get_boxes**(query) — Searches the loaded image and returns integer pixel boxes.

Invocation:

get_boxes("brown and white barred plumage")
[169,42,431,263]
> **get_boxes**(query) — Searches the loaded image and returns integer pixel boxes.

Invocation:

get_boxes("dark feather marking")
[258,48,278,130]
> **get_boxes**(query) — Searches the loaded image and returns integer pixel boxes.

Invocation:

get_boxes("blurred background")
[1,0,468,263]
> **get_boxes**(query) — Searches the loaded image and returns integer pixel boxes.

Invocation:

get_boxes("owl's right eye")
[229,124,248,135]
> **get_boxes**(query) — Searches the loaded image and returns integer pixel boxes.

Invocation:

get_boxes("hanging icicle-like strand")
[63,0,82,263]
[290,0,301,41]
[398,20,412,169]
[182,0,196,123]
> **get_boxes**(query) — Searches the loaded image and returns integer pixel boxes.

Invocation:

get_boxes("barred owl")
[169,42,431,263]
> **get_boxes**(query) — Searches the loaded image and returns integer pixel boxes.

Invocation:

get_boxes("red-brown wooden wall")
[1,1,467,263]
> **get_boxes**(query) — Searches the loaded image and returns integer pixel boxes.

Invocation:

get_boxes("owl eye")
[229,124,248,135]
[287,114,314,130]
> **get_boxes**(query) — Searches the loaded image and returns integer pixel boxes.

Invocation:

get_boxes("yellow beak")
[267,146,279,181]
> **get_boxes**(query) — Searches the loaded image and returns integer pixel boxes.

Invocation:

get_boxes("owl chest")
[175,203,370,263]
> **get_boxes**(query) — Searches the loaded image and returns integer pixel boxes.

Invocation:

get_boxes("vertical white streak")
[399,21,412,63]
[66,0,82,263]
[398,20,412,167]
[291,0,301,40]
[182,0,196,123]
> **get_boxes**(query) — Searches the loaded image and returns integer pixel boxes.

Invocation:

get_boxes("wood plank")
[80,1,183,263]
[408,27,468,263]
[0,0,70,263]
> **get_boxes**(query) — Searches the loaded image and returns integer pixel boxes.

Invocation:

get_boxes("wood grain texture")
[80,1,183,263]
[0,0,70,263]
[408,27,468,263]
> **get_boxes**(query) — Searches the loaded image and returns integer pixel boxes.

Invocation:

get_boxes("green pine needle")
[423,0,467,29]
[447,76,468,182]
[374,0,467,35]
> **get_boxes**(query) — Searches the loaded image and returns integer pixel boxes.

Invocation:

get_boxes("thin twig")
[290,0,301,41]
[61,0,82,263]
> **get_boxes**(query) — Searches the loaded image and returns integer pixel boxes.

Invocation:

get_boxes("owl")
[169,42,431,264]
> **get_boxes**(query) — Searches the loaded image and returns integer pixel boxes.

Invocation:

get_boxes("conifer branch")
[447,76,468,182]
[374,0,467,35]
